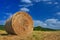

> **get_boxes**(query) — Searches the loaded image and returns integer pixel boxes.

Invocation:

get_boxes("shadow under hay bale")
[4,12,33,38]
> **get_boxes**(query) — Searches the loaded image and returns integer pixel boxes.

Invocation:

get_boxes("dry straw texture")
[5,12,33,38]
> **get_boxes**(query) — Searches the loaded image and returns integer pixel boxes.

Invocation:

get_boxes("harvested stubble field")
[0,30,60,40]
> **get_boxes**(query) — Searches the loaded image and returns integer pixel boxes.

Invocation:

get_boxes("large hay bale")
[5,12,33,37]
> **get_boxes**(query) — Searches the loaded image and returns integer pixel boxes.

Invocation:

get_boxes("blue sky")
[0,0,60,29]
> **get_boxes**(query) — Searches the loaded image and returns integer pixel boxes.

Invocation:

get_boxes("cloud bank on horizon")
[34,19,60,29]
[0,0,60,29]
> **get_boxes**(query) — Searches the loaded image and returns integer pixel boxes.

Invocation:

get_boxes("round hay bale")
[5,12,33,37]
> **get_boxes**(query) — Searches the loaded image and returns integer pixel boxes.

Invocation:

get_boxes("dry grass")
[33,31,60,40]
[0,30,60,40]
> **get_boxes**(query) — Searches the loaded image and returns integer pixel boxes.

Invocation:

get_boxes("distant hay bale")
[4,12,33,37]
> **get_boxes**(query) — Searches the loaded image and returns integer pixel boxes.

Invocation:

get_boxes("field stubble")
[0,30,60,40]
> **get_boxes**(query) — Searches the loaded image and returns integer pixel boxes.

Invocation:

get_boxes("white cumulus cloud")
[19,4,33,7]
[47,2,53,4]
[32,0,51,3]
[21,0,32,3]
[20,7,29,12]
[34,19,60,29]
[32,0,41,2]
[45,19,58,24]
[42,0,51,1]
[54,2,58,4]
[56,12,60,15]
[45,19,60,29]
[34,20,47,28]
